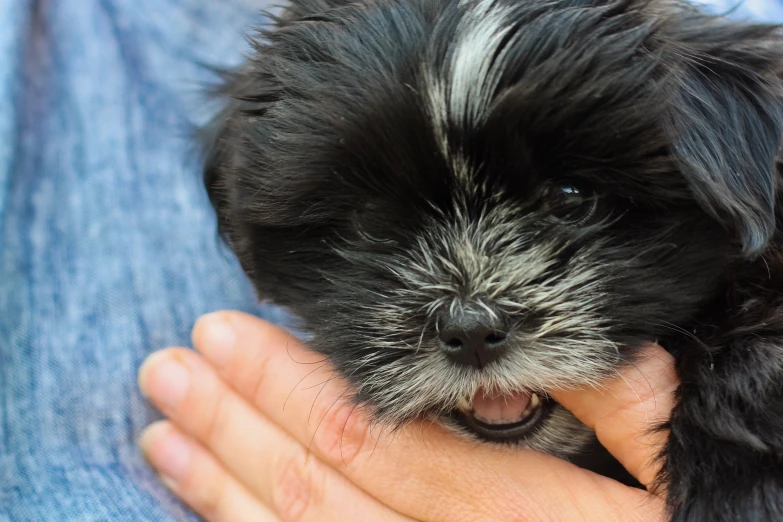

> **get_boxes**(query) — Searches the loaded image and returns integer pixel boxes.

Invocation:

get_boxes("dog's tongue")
[471,388,532,424]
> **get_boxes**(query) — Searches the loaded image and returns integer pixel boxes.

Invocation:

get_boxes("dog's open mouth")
[452,388,553,442]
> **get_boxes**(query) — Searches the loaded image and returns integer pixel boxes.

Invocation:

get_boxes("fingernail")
[197,313,236,367]
[142,355,191,408]
[141,423,193,484]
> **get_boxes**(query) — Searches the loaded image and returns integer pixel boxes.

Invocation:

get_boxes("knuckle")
[200,392,232,449]
[272,449,323,522]
[310,398,368,467]
[249,347,278,407]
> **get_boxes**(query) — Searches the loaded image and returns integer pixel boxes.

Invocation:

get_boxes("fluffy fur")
[202,0,783,519]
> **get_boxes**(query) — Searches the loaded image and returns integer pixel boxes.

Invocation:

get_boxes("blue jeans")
[0,1,780,520]
[0,2,288,520]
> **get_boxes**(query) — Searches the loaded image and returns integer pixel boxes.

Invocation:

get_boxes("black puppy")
[202,0,783,519]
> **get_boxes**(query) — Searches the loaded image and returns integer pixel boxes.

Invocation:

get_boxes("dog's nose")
[438,312,508,368]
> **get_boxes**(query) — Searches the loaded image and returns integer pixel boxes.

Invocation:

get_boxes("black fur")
[202,0,783,519]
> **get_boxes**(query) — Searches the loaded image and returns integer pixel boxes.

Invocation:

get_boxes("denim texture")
[0,1,780,520]
[0,2,287,520]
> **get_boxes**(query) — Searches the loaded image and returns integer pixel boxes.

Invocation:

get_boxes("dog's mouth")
[451,388,553,442]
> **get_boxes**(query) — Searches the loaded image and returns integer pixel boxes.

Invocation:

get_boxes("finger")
[193,311,665,522]
[139,421,279,522]
[138,349,413,522]
[552,345,677,489]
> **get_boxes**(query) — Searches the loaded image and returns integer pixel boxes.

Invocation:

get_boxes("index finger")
[192,311,664,522]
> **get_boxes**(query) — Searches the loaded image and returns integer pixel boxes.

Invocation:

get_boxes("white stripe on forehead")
[450,0,515,126]
[424,0,516,179]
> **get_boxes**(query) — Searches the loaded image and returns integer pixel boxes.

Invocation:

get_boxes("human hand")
[138,311,675,521]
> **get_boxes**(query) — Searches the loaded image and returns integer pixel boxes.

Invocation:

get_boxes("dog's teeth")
[457,396,471,411]
[530,393,540,408]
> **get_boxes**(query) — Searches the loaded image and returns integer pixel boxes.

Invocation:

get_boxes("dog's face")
[205,0,783,455]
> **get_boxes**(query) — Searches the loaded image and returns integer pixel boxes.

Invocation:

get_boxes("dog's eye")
[541,183,599,226]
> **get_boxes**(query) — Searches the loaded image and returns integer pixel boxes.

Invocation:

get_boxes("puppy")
[202,0,783,519]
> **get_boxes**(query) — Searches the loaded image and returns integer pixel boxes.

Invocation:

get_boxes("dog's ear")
[666,17,783,256]
[201,103,234,231]
[202,68,281,236]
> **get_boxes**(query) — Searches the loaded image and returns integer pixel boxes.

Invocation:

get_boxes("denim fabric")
[0,1,780,521]
[0,2,287,520]
[696,0,783,21]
